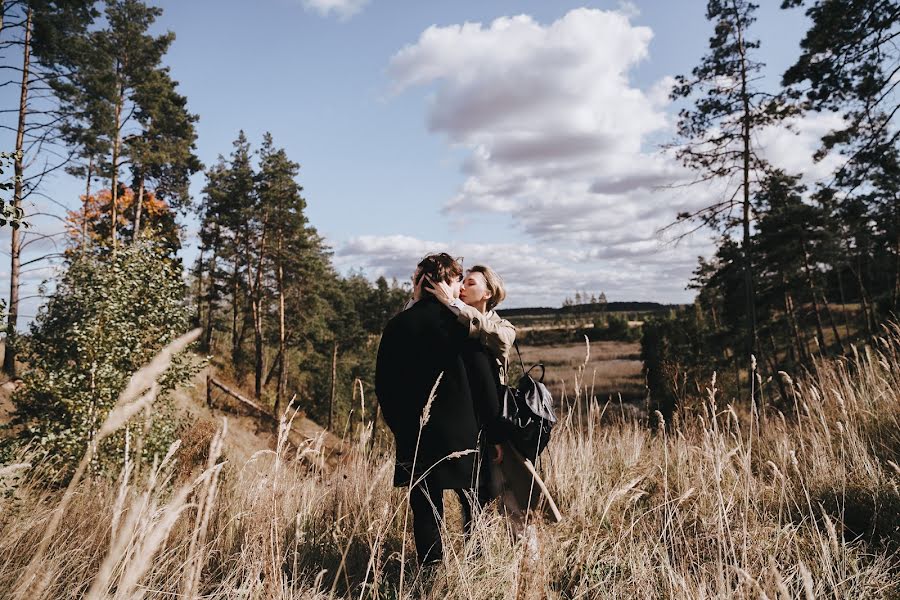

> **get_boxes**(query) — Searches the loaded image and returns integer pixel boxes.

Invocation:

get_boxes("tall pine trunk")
[3,7,31,377]
[110,73,123,255]
[821,295,845,354]
[230,259,241,365]
[737,16,759,401]
[275,246,286,416]
[800,236,828,353]
[246,216,268,401]
[133,177,145,240]
[82,158,93,253]
[203,225,220,352]
[893,199,900,312]
[328,341,338,430]
[836,268,852,341]
[849,243,875,334]
[783,285,807,363]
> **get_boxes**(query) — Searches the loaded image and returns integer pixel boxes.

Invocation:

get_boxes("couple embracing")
[375,252,556,569]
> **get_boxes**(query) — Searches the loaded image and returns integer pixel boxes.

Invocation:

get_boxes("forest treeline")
[642,0,900,419]
[192,130,410,422]
[0,0,898,473]
[0,0,410,473]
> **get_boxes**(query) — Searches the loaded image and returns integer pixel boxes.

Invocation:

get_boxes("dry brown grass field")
[517,340,644,403]
[1,327,899,599]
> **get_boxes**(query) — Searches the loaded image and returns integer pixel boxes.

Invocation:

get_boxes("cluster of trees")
[644,0,900,418]
[561,291,607,307]
[0,0,203,473]
[1,0,201,378]
[6,241,198,475]
[193,131,409,425]
[1,1,412,471]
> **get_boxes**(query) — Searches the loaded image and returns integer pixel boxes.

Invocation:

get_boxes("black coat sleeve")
[375,318,403,433]
[461,341,506,444]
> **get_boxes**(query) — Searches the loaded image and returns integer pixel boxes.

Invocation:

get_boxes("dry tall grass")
[1,326,899,599]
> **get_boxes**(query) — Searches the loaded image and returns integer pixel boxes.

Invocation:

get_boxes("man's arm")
[374,319,403,432]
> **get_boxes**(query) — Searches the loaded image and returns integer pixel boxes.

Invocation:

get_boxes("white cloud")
[334,234,709,306]
[372,8,845,307]
[756,112,847,183]
[387,9,697,256]
[301,0,368,20]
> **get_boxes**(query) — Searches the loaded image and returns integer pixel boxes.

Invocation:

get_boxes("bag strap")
[526,364,546,383]
[513,340,526,373]
[513,340,545,383]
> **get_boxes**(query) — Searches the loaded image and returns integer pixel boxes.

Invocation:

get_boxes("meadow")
[516,340,645,405]
[0,326,899,599]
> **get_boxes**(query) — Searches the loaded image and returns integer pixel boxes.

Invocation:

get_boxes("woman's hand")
[424,276,454,307]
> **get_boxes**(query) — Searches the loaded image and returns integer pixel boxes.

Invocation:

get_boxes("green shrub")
[7,241,199,477]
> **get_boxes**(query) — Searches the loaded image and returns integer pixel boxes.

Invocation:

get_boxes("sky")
[2,0,837,325]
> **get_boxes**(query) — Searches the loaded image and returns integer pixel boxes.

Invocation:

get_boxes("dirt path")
[174,367,348,470]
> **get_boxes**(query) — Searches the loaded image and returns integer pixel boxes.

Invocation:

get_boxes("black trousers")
[409,341,501,565]
[409,478,492,565]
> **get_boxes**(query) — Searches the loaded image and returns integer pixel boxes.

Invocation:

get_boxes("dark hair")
[415,253,463,286]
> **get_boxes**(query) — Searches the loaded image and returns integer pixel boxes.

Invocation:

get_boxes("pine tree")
[52,0,176,253]
[1,0,99,377]
[783,0,900,328]
[256,133,309,411]
[667,0,792,400]
[782,0,900,184]
[127,68,201,240]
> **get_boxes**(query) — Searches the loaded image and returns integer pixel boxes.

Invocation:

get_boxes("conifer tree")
[1,0,99,376]
[668,0,791,399]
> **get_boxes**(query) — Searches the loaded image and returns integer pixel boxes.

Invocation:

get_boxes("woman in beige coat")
[422,264,560,558]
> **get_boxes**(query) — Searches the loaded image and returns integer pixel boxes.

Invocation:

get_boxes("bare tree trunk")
[821,295,845,354]
[3,7,31,378]
[202,227,220,352]
[194,247,204,326]
[264,349,282,388]
[765,333,787,413]
[110,72,123,255]
[800,240,828,353]
[230,259,240,364]
[893,199,900,313]
[836,268,852,341]
[251,297,263,401]
[133,177,144,240]
[737,14,759,402]
[246,215,268,401]
[82,157,93,254]
[784,290,806,363]
[275,240,286,416]
[328,341,338,430]
[848,242,875,334]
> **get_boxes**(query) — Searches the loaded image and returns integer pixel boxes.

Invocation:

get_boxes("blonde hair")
[467,264,506,311]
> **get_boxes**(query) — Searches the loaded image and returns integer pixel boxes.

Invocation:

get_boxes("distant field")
[504,310,663,330]
[516,340,644,403]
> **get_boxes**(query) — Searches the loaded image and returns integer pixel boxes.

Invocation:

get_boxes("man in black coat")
[375,253,500,566]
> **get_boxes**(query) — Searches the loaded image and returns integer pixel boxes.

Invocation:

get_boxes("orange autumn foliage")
[67,187,173,248]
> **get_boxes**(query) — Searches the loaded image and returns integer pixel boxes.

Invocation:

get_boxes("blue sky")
[4,0,834,323]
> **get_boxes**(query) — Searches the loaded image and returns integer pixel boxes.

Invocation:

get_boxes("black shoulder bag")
[497,341,558,463]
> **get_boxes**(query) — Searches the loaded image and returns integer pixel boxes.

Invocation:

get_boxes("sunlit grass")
[1,326,898,598]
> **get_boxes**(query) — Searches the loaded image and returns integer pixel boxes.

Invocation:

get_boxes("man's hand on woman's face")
[424,276,454,306]
[412,271,424,302]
